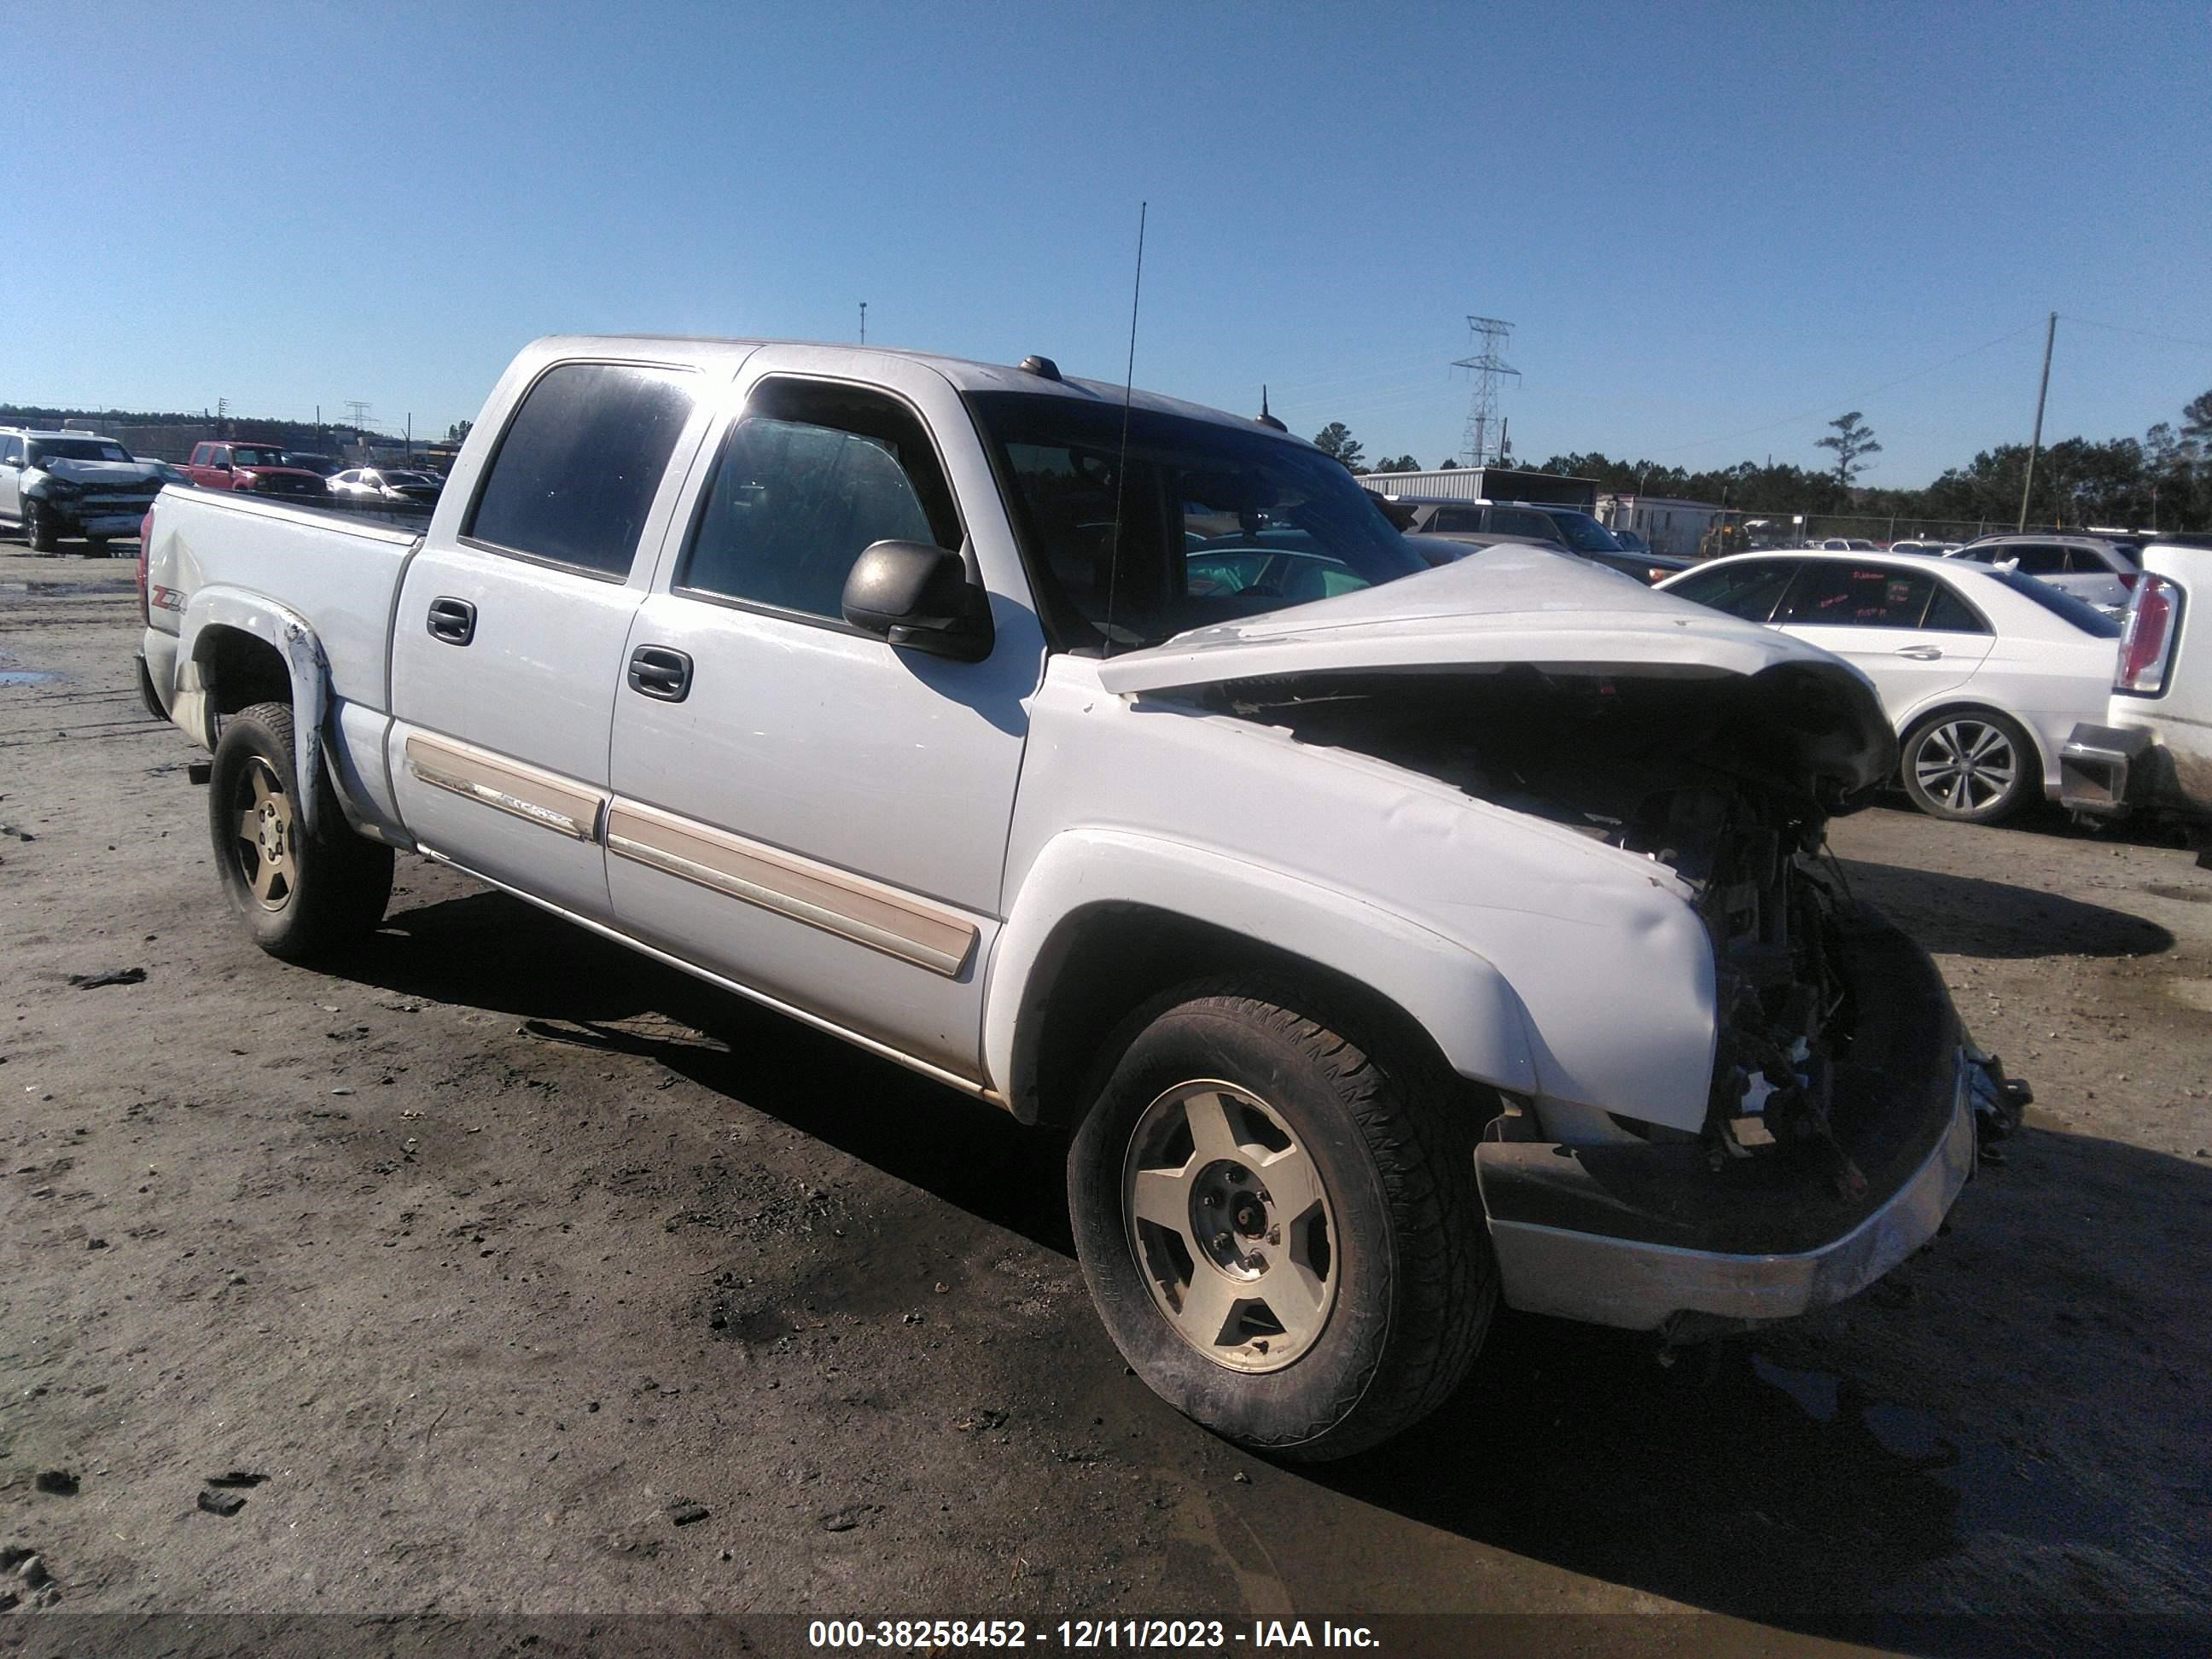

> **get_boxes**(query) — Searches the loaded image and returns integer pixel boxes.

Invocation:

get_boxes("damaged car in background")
[137,336,2025,1457]
[0,428,168,554]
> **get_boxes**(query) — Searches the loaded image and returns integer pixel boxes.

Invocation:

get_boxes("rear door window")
[1922,582,1988,633]
[1782,562,1938,628]
[465,361,695,579]
[1428,507,1484,533]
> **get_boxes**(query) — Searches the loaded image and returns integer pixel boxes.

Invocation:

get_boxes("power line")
[1648,319,2046,458]
[2060,313,2212,352]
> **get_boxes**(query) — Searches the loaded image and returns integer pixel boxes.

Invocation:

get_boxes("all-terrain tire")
[1900,707,2038,824]
[1068,975,1496,1461]
[207,701,393,962]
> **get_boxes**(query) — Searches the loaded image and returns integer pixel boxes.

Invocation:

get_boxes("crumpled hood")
[38,457,165,487]
[1097,542,1900,800]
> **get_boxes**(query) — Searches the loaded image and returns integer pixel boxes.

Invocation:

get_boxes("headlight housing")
[36,476,82,499]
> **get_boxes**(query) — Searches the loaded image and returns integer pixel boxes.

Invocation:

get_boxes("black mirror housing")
[842,540,992,661]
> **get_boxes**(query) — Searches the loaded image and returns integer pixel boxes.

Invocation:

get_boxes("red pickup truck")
[182,442,328,499]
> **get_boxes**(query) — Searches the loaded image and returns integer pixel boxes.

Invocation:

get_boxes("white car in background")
[1890,538,1963,556]
[1659,549,2120,823]
[1945,533,2139,615]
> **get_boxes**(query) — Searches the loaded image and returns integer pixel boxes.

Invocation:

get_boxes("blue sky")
[12,2,2209,483]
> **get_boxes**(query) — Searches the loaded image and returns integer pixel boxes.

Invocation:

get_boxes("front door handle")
[426,597,476,646]
[627,644,693,702]
[1893,645,1942,660]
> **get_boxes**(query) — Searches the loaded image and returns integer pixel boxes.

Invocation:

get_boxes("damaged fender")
[174,586,334,837]
[984,826,1540,1120]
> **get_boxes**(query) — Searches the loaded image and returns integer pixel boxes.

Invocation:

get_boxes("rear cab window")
[464,360,696,579]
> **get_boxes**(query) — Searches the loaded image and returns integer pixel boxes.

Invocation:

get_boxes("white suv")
[1947,533,2139,615]
[0,428,168,554]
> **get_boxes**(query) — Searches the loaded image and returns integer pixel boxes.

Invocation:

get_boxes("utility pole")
[1452,316,1519,468]
[859,302,866,346]
[2017,311,2057,532]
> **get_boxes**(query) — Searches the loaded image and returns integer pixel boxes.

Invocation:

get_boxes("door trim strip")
[604,798,980,979]
[403,731,605,842]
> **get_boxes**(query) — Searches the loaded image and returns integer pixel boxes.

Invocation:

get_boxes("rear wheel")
[1068,976,1494,1460]
[23,499,59,553]
[1901,710,2037,824]
[208,701,393,961]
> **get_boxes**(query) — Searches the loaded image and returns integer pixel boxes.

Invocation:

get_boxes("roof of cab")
[521,335,1313,445]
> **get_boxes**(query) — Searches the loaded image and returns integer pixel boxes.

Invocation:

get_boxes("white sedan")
[1658,550,2120,823]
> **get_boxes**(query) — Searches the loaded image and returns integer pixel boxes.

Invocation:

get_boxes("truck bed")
[148,486,423,714]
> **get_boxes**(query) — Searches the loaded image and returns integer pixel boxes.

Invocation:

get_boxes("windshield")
[967,391,1426,651]
[30,439,132,464]
[1989,569,2122,637]
[1536,507,1622,554]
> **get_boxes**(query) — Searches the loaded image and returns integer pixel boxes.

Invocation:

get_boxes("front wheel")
[208,701,394,962]
[23,499,59,553]
[85,535,110,556]
[1068,977,1495,1461]
[1901,710,2037,824]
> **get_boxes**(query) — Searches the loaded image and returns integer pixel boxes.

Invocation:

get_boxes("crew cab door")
[603,352,1046,1083]
[1773,560,1993,724]
[387,357,711,921]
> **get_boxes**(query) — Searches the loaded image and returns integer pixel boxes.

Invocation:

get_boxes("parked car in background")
[329,467,442,505]
[182,442,329,500]
[282,451,344,478]
[0,429,168,553]
[1398,498,1571,545]
[1890,539,1963,556]
[1659,550,2120,823]
[1947,533,2139,615]
[2062,537,2212,863]
[1817,538,1880,552]
[1613,527,1650,554]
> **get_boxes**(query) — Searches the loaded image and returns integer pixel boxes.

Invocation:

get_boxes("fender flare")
[176,586,333,837]
[982,827,1540,1111]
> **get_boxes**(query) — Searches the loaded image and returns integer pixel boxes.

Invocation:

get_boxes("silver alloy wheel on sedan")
[1122,1080,1337,1374]
[1912,719,2018,816]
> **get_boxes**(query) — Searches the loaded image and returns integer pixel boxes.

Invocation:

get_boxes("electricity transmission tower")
[1452,316,1519,467]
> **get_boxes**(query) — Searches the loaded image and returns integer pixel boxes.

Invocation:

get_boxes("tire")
[1068,975,1495,1461]
[23,499,59,553]
[86,535,110,556]
[207,701,393,962]
[1900,709,2038,824]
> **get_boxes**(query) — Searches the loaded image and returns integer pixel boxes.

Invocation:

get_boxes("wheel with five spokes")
[208,701,394,961]
[1069,976,1495,1460]
[1901,709,2037,824]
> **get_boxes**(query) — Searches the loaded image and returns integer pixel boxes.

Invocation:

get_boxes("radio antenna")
[1101,200,1147,656]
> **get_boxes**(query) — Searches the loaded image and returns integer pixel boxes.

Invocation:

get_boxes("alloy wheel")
[232,756,298,911]
[1914,719,2017,816]
[1122,1080,1337,1374]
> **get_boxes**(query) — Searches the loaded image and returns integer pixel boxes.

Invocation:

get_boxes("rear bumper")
[1477,915,1982,1333]
[2064,720,2212,825]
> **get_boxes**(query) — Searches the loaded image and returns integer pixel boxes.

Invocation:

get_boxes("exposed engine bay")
[1205,661,1912,1184]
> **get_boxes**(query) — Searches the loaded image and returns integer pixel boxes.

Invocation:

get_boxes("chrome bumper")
[1483,1049,1979,1333]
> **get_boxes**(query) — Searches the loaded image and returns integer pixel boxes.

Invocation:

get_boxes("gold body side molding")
[403,732,606,842]
[604,798,979,978]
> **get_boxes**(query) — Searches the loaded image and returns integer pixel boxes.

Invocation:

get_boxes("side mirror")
[214,461,232,473]
[841,540,992,661]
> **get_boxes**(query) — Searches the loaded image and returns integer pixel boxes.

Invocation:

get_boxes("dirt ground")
[3,547,2209,1655]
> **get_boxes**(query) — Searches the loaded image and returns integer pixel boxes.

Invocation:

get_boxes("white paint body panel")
[998,660,1723,1133]
[2103,543,2212,816]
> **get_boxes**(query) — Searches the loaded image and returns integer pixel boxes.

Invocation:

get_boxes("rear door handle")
[627,644,693,702]
[426,597,476,646]
[1893,645,1942,660]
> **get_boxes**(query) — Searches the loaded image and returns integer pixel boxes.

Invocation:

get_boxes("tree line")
[1313,388,2212,532]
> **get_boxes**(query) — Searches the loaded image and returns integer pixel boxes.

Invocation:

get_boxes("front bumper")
[44,496,159,537]
[1476,914,1988,1333]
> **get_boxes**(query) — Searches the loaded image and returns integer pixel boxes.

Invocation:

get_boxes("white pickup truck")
[137,335,2013,1458]
[2062,538,2212,865]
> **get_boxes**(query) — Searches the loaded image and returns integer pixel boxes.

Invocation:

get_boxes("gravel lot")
[3,548,2209,1652]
